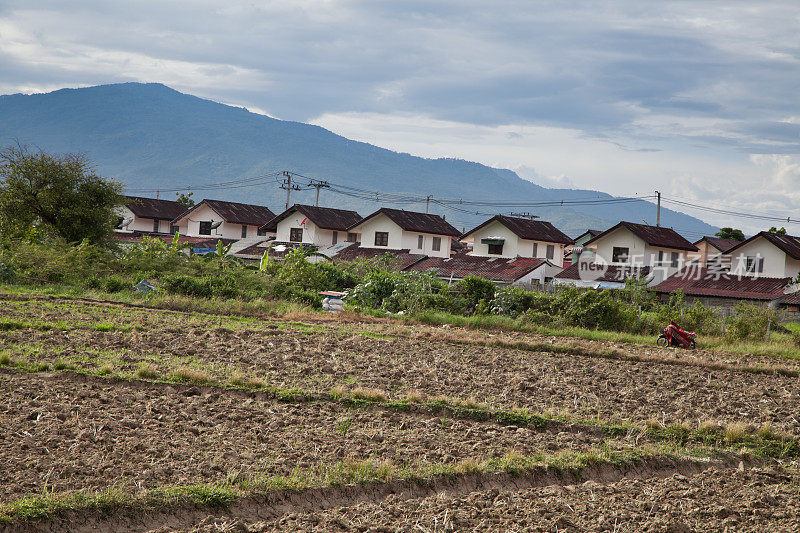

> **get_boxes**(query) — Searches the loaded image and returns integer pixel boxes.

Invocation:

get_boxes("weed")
[229,374,266,389]
[135,365,160,380]
[725,421,750,443]
[335,418,353,436]
[350,387,388,402]
[0,353,11,366]
[169,367,214,386]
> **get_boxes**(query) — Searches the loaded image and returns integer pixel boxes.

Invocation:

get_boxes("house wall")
[275,211,322,245]
[589,227,647,264]
[114,206,176,234]
[512,263,563,286]
[178,204,262,240]
[729,238,788,278]
[689,241,732,269]
[355,214,452,257]
[467,220,565,265]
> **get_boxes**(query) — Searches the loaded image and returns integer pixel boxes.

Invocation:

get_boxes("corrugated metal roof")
[263,204,362,232]
[461,215,573,244]
[332,243,427,271]
[201,199,276,226]
[349,208,461,237]
[555,262,651,283]
[124,196,188,220]
[407,254,550,283]
[585,222,698,252]
[653,267,791,300]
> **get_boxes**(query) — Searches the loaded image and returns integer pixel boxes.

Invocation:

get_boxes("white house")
[688,236,740,268]
[459,215,573,267]
[726,232,800,279]
[262,204,363,248]
[581,221,699,284]
[114,196,188,235]
[171,199,276,240]
[347,208,460,258]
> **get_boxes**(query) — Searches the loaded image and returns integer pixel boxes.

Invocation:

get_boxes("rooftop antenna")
[509,212,540,220]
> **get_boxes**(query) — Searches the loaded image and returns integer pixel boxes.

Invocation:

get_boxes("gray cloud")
[0,0,798,154]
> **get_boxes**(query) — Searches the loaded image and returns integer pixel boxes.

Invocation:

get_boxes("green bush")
[103,276,130,293]
[490,286,537,318]
[0,262,15,283]
[453,275,496,314]
[725,302,779,341]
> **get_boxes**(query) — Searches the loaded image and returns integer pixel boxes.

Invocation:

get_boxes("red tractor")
[657,321,697,349]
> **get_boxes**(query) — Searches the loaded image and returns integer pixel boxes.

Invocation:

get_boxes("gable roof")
[694,236,740,253]
[726,231,800,261]
[124,196,188,220]
[584,221,698,252]
[407,255,551,284]
[461,215,573,244]
[653,266,791,300]
[574,229,604,242]
[263,204,362,232]
[775,290,800,306]
[555,262,651,283]
[349,208,461,237]
[173,199,275,226]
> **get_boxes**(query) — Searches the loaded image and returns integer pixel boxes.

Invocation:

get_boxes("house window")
[290,228,303,242]
[374,232,389,247]
[612,247,629,263]
[532,243,538,257]
[257,227,267,236]
[746,256,764,273]
[241,225,248,238]
[332,231,338,245]
[488,243,504,255]
[670,252,679,268]
[546,244,554,260]
[199,221,212,235]
[432,237,441,251]
[153,219,160,233]
[418,235,424,249]
[170,224,179,235]
[347,232,358,242]
[658,250,664,264]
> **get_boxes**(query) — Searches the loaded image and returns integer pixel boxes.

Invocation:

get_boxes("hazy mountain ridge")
[0,82,717,237]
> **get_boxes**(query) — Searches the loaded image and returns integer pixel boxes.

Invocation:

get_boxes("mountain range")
[0,82,717,237]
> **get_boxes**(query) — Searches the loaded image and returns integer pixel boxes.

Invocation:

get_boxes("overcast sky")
[1,1,798,232]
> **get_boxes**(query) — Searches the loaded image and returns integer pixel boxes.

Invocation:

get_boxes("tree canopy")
[714,227,745,241]
[768,226,787,235]
[0,144,123,243]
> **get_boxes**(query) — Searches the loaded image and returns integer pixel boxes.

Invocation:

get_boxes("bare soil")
[0,370,628,501]
[4,299,800,431]
[151,466,800,532]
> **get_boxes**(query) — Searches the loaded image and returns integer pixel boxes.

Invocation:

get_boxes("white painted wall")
[177,204,264,240]
[730,237,790,278]
[589,227,646,265]
[113,205,175,234]
[466,220,565,265]
[513,262,563,286]
[355,214,451,257]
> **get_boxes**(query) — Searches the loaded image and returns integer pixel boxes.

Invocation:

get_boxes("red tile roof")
[349,208,461,237]
[694,236,741,253]
[775,291,800,306]
[263,204,362,232]
[175,199,275,226]
[726,231,800,261]
[332,243,427,271]
[653,266,791,300]
[407,254,550,284]
[555,262,651,283]
[124,196,188,220]
[585,222,698,252]
[461,215,573,244]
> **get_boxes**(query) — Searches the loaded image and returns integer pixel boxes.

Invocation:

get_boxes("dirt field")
[1,294,798,532]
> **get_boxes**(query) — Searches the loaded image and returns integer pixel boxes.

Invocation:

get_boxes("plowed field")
[1,293,798,532]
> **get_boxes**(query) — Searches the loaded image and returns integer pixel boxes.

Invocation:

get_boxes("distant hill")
[0,82,717,237]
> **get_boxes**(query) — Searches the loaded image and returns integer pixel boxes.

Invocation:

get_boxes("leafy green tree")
[714,227,745,241]
[175,192,195,208]
[0,144,123,243]
[768,226,787,234]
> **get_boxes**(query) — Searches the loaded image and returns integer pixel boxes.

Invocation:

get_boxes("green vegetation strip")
[0,446,716,524]
[2,357,797,461]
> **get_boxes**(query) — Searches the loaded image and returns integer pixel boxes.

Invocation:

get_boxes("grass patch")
[135,365,160,380]
[168,367,215,386]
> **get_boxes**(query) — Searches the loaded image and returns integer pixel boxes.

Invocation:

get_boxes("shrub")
[725,302,779,341]
[490,286,537,318]
[104,275,130,293]
[0,262,14,283]
[453,275,496,314]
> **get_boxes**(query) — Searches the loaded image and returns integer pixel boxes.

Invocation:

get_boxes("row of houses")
[113,196,800,312]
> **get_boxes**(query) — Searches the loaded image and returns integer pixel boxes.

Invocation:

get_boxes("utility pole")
[309,180,330,207]
[655,191,661,227]
[280,171,302,210]
[426,195,432,214]
[509,212,540,220]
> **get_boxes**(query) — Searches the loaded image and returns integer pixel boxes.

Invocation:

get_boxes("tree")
[0,144,123,243]
[715,227,745,241]
[175,192,195,208]
[768,226,787,235]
